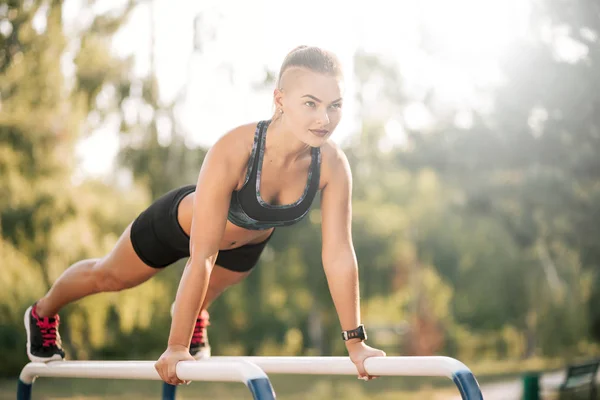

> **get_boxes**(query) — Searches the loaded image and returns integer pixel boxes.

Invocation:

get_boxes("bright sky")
[71,0,532,177]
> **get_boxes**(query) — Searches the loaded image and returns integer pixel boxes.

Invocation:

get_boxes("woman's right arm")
[154,129,247,385]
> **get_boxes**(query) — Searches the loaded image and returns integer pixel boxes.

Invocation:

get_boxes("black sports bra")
[227,120,321,230]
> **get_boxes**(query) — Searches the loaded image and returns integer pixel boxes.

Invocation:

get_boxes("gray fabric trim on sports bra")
[255,127,314,209]
[227,120,321,230]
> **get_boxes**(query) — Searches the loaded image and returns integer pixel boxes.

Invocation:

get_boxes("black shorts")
[130,185,273,271]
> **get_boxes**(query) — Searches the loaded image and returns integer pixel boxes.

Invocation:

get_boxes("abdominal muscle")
[176,191,274,251]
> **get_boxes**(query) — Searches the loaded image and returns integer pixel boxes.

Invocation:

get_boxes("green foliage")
[0,0,163,376]
[1,0,599,380]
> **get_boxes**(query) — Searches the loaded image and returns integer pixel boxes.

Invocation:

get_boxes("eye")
[304,101,316,107]
[330,103,342,109]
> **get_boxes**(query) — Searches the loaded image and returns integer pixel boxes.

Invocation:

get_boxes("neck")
[265,118,312,163]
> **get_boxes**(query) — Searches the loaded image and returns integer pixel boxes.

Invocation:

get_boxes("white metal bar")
[210,356,470,378]
[209,356,482,400]
[19,360,267,385]
[19,356,482,400]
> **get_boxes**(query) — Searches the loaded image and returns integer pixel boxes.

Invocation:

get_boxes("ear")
[273,88,284,109]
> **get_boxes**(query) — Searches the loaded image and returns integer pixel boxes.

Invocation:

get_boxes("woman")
[25,45,386,385]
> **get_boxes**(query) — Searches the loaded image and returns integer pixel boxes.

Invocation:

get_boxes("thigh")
[209,264,252,288]
[95,223,161,288]
[202,264,252,308]
[130,185,194,268]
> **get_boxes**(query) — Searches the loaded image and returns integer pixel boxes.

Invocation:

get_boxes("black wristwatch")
[341,324,367,341]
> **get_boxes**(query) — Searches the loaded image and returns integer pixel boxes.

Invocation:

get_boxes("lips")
[310,129,329,137]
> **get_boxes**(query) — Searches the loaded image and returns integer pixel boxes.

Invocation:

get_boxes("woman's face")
[275,68,344,147]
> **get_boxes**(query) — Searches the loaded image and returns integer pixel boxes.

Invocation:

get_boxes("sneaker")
[24,304,65,362]
[190,310,211,359]
[170,303,211,359]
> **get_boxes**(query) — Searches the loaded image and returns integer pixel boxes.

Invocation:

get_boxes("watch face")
[357,325,366,340]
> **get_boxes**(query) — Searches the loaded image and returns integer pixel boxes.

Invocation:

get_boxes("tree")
[0,0,155,375]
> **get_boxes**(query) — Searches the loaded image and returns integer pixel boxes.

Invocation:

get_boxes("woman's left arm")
[320,147,386,380]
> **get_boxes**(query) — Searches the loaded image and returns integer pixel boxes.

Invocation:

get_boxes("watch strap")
[341,324,367,341]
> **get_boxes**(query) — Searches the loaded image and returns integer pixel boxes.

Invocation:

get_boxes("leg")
[184,265,251,359]
[36,223,161,317]
[202,264,252,309]
[26,223,162,362]
[186,234,272,358]
[27,186,196,362]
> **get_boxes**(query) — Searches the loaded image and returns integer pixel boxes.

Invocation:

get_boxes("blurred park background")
[2,0,600,398]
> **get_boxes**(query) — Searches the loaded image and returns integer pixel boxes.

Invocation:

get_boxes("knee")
[93,263,134,293]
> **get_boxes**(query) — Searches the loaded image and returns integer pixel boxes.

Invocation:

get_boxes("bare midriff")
[176,192,274,250]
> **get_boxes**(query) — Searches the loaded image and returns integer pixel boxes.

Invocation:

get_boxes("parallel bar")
[16,380,32,400]
[162,382,176,400]
[19,360,266,384]
[209,356,483,400]
[18,360,275,400]
[162,377,276,400]
[453,370,484,400]
[212,356,470,378]
[247,377,277,400]
[19,356,483,400]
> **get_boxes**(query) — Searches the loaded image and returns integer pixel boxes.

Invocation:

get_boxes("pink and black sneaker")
[190,310,211,359]
[24,304,65,362]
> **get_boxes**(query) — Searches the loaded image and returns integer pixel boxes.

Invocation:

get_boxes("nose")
[317,109,330,126]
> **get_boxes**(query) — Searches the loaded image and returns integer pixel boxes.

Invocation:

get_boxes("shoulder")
[211,122,257,154]
[205,122,259,169]
[318,139,352,189]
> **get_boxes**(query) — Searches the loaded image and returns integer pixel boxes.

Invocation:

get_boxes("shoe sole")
[24,306,64,363]
[192,346,211,360]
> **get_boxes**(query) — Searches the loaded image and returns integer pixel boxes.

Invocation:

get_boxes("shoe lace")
[36,316,60,347]
[191,311,210,345]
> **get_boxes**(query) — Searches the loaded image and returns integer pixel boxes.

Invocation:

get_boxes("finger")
[170,375,183,386]
[163,369,178,385]
[354,360,368,378]
[362,373,381,381]
[155,361,166,383]
[168,361,182,386]
[157,359,180,386]
[169,376,183,386]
